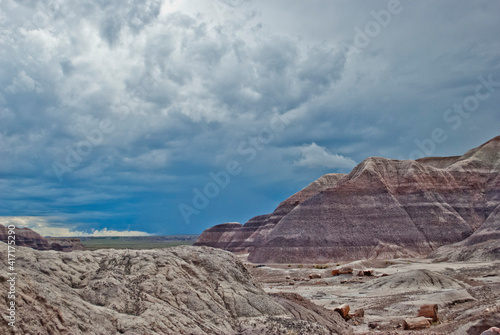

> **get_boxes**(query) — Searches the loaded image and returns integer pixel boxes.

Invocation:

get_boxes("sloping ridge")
[194,173,345,252]
[430,204,500,261]
[447,135,500,172]
[197,136,500,263]
[0,243,351,334]
[360,269,465,291]
[249,157,475,263]
[192,222,244,250]
[0,224,75,251]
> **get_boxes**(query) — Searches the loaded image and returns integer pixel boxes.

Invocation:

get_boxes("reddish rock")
[339,267,353,274]
[481,327,500,335]
[418,304,439,323]
[334,304,350,320]
[403,317,431,330]
[331,269,340,276]
[309,274,321,279]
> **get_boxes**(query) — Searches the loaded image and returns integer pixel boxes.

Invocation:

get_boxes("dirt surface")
[239,253,500,334]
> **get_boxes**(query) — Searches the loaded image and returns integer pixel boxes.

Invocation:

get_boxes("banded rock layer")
[430,203,500,262]
[196,136,500,263]
[194,173,345,253]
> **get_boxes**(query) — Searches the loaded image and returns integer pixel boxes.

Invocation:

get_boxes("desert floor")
[239,254,500,334]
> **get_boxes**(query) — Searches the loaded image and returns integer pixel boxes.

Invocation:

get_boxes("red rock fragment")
[403,317,431,330]
[334,304,350,320]
[418,304,439,323]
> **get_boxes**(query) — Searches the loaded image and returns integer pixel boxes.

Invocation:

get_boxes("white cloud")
[293,143,356,169]
[0,216,151,237]
[6,71,41,94]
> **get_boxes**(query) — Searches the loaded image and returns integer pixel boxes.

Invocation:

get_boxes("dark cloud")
[0,0,499,234]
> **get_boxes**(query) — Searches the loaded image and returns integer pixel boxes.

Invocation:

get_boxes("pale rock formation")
[0,243,350,334]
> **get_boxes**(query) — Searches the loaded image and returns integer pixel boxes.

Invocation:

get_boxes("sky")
[0,0,499,237]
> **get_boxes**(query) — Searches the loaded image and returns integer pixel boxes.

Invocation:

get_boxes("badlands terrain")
[195,136,500,264]
[0,241,498,334]
[243,254,500,334]
[0,243,350,335]
[194,136,500,333]
[1,136,499,334]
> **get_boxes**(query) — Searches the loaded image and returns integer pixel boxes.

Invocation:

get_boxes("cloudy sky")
[0,0,499,236]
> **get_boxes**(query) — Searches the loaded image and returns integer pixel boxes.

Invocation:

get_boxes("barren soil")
[240,253,500,334]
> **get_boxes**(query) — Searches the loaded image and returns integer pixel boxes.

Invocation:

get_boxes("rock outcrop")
[0,224,53,250]
[46,237,86,251]
[0,224,83,252]
[270,292,352,333]
[196,136,500,263]
[194,173,346,253]
[0,243,350,334]
[192,222,245,250]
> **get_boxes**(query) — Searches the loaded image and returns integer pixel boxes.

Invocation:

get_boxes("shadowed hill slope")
[430,203,500,262]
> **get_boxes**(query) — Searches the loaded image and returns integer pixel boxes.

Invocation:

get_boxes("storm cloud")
[1,0,499,235]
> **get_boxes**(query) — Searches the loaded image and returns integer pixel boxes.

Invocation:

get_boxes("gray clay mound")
[361,269,466,292]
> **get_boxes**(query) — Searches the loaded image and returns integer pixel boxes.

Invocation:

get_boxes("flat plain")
[50,235,199,250]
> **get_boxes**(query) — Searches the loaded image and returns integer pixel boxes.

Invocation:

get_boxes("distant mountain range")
[195,136,500,263]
